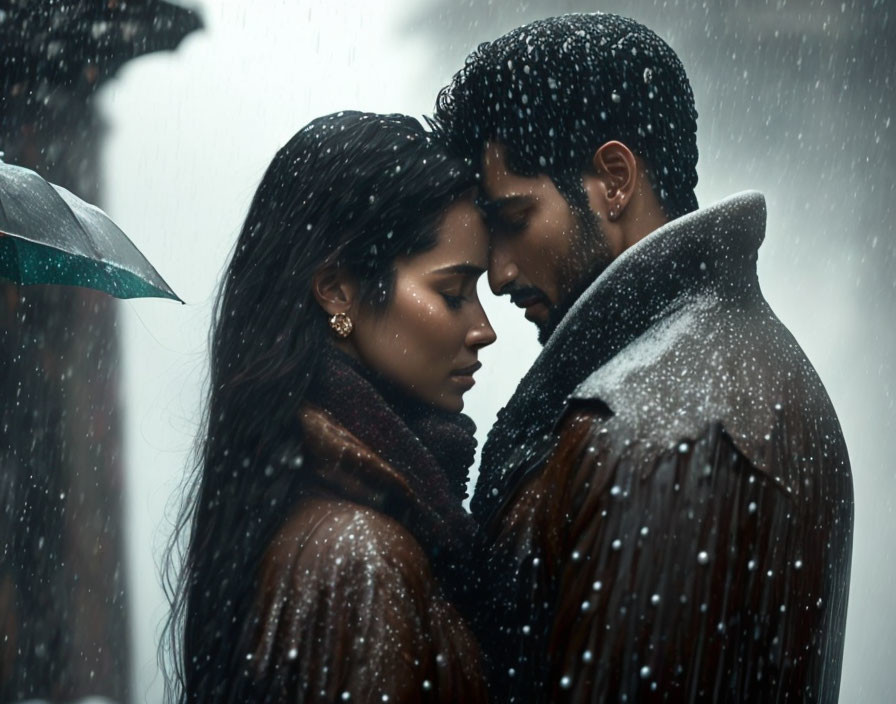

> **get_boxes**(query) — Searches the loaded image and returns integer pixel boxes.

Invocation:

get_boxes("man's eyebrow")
[430,264,487,276]
[480,194,533,217]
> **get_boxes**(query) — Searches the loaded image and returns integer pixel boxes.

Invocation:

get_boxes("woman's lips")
[452,361,482,376]
[450,361,482,389]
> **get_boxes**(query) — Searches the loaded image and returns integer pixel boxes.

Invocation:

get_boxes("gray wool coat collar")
[473,191,780,521]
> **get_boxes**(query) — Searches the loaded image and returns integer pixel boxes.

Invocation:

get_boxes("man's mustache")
[503,286,550,306]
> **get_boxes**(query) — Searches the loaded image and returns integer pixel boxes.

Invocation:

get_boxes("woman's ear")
[311,265,358,316]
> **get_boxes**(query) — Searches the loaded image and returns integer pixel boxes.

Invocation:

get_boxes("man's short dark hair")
[433,13,699,220]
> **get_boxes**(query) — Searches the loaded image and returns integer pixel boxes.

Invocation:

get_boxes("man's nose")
[488,245,519,295]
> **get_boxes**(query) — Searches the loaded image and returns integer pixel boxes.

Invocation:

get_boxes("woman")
[166,112,495,703]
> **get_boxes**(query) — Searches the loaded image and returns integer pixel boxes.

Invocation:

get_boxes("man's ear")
[591,141,638,221]
[311,265,358,316]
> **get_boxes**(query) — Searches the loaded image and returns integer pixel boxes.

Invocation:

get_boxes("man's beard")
[536,212,614,345]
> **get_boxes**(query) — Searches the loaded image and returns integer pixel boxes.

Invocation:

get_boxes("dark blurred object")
[0,0,201,91]
[0,1,201,701]
[0,158,182,300]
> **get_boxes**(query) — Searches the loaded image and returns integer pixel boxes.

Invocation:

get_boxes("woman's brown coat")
[246,406,487,703]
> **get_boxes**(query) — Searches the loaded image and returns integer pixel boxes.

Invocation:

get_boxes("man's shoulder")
[573,290,761,397]
[566,287,838,470]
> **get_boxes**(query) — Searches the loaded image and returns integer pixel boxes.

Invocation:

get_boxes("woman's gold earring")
[329,312,353,338]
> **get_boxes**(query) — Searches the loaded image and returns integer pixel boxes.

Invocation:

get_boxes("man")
[434,13,853,703]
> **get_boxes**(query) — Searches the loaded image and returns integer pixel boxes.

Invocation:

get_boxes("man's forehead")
[481,140,513,179]
[481,140,538,205]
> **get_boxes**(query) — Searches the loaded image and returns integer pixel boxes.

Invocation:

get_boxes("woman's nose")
[466,309,497,349]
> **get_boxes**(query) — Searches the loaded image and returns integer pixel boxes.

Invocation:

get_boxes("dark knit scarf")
[306,347,479,596]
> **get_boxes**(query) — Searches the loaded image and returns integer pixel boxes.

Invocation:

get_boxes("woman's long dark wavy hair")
[163,112,473,702]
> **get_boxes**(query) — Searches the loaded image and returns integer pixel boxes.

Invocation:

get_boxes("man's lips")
[509,290,549,310]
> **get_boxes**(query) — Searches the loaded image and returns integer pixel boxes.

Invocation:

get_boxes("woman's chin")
[430,391,464,413]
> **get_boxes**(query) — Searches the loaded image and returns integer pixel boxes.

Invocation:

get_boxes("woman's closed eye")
[430,265,486,311]
[441,292,466,310]
[501,212,529,232]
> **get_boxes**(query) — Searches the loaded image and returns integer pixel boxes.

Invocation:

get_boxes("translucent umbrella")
[0,158,181,301]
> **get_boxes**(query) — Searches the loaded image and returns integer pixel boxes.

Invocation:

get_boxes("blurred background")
[2,0,892,701]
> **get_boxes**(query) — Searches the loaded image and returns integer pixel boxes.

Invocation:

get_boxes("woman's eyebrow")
[430,264,487,276]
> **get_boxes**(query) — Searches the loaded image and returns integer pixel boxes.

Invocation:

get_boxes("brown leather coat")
[246,406,487,703]
[473,193,853,703]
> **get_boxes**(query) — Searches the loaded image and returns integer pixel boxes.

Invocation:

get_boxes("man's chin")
[519,302,556,345]
[535,307,564,345]
[535,297,580,346]
[537,248,615,345]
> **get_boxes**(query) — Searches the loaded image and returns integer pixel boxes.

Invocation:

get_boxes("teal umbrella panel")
[0,160,181,301]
